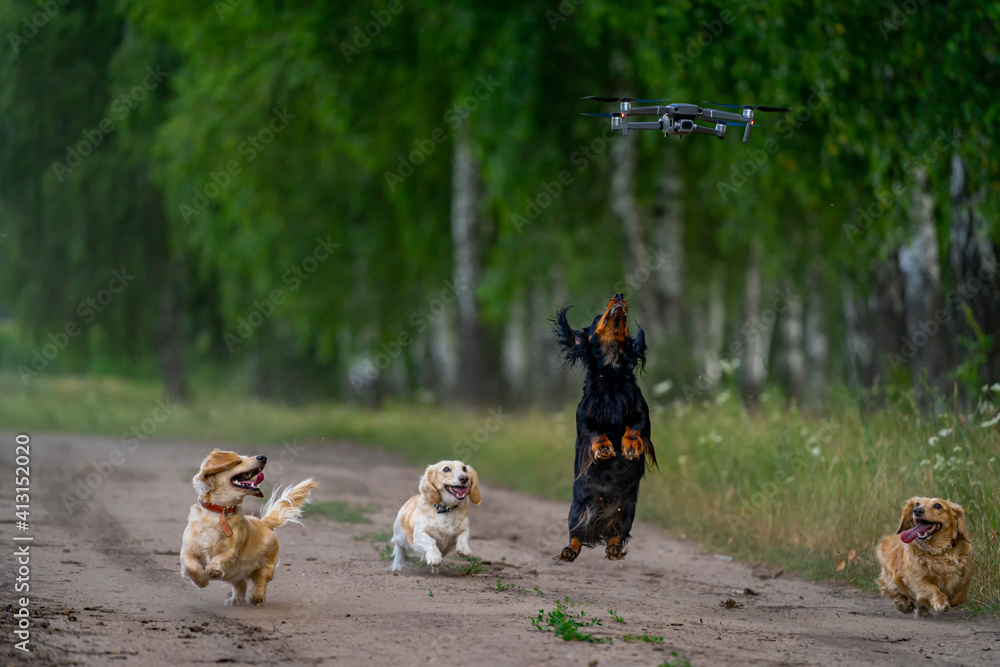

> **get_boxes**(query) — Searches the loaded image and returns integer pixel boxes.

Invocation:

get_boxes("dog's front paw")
[426,554,442,569]
[456,547,472,558]
[205,565,224,580]
[250,593,266,606]
[591,434,615,461]
[224,596,245,606]
[892,596,914,614]
[557,546,579,562]
[621,427,644,460]
[930,598,951,615]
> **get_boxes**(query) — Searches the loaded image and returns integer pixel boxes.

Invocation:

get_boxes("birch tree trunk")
[781,279,806,404]
[949,153,1000,390]
[804,267,828,409]
[651,148,685,338]
[898,168,956,408]
[610,133,660,338]
[742,241,767,407]
[156,256,189,402]
[450,130,498,405]
[501,296,529,405]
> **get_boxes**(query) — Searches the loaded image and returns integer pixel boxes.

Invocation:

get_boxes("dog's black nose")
[613,293,623,300]
[459,475,469,485]
[257,455,267,463]
[914,507,924,517]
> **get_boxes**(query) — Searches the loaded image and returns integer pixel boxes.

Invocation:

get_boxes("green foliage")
[608,609,624,624]
[623,633,664,643]
[530,598,609,644]
[374,543,394,562]
[495,578,513,592]
[459,556,485,575]
[659,653,693,667]
[2,0,997,400]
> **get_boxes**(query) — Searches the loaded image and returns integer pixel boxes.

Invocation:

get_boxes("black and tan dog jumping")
[554,293,656,562]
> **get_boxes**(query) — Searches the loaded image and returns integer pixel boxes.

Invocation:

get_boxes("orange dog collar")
[200,501,239,537]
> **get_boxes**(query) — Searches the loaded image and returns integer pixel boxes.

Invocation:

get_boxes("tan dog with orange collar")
[181,449,317,606]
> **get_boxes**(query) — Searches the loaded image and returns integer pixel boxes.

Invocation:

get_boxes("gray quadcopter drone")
[582,96,791,142]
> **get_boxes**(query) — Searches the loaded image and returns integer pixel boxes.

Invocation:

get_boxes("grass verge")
[3,373,998,614]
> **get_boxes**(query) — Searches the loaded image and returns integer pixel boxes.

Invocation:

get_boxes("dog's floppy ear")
[419,465,441,505]
[632,325,647,372]
[553,306,585,367]
[193,449,242,496]
[950,502,971,544]
[467,465,482,505]
[895,497,917,534]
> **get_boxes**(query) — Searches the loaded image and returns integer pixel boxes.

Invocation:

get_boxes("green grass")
[659,652,692,667]
[4,373,999,615]
[608,609,624,623]
[496,578,513,592]
[531,598,609,643]
[305,501,372,524]
[624,633,664,643]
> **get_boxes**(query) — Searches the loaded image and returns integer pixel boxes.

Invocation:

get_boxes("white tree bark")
[742,241,768,406]
[898,168,955,406]
[781,279,806,404]
[610,133,660,337]
[652,148,685,337]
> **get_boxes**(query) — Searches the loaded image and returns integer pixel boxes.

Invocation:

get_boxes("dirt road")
[2,434,998,666]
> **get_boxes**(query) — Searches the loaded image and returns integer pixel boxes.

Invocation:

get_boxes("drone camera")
[675,119,695,133]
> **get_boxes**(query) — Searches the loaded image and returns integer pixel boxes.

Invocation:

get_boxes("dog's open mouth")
[231,467,265,496]
[609,302,627,324]
[900,521,941,543]
[445,485,470,500]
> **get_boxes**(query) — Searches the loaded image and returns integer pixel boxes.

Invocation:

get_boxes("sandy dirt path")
[1,434,998,666]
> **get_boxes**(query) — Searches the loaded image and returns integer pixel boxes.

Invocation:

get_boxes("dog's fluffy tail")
[260,479,317,530]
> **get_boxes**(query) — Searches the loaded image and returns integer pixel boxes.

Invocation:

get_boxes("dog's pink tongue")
[900,524,925,543]
[253,472,265,484]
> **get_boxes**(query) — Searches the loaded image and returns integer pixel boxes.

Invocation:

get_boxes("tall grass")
[2,374,997,614]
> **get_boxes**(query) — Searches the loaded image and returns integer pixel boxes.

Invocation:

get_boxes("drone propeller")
[703,101,791,112]
[582,96,671,103]
[579,112,619,117]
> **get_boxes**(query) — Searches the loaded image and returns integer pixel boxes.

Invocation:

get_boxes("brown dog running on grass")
[181,449,317,606]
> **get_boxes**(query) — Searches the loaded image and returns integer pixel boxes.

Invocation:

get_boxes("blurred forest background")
[1,0,999,411]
